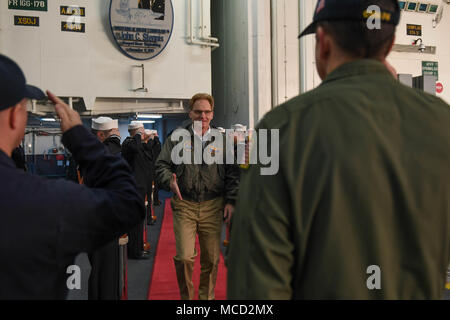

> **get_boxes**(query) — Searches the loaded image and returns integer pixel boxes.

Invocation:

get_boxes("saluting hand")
[170,173,183,200]
[47,90,82,133]
[110,128,121,138]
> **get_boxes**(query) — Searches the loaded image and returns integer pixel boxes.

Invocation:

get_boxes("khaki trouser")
[171,197,224,300]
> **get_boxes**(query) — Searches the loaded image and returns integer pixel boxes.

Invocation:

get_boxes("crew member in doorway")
[122,121,152,260]
[227,0,450,299]
[142,129,156,226]
[149,130,162,206]
[86,117,127,300]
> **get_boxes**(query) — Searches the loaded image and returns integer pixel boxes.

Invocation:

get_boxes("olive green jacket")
[227,59,450,299]
[155,124,240,204]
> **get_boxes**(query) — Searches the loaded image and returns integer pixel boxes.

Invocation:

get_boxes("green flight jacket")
[155,124,240,204]
[227,59,450,299]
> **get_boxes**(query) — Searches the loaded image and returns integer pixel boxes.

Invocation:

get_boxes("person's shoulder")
[258,89,325,130]
[1,166,64,202]
[411,86,449,109]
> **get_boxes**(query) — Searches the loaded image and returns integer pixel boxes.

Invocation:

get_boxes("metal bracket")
[132,64,149,93]
[392,44,436,54]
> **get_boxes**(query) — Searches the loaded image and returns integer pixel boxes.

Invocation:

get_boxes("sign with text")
[61,21,85,33]
[8,0,47,11]
[407,24,422,36]
[14,15,39,27]
[60,6,86,17]
[422,61,438,80]
[109,0,174,60]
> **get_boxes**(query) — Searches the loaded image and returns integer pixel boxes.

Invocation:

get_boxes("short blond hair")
[189,93,214,111]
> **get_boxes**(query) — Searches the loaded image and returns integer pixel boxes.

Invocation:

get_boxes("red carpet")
[148,199,227,300]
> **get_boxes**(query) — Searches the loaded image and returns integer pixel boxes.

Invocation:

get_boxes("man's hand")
[170,173,183,200]
[143,130,151,143]
[224,204,235,224]
[47,90,82,133]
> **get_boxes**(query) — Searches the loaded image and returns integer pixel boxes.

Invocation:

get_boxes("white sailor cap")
[92,117,118,131]
[232,124,247,132]
[128,121,144,130]
[216,127,226,134]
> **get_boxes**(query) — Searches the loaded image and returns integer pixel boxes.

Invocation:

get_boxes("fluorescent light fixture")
[137,114,162,119]
[140,120,156,124]
[40,118,56,122]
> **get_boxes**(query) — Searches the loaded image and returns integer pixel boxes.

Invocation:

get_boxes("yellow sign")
[60,6,85,17]
[407,24,422,36]
[14,15,39,27]
[61,22,85,33]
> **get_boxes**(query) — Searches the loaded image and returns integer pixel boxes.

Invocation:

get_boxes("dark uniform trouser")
[88,240,120,300]
[128,187,146,258]
[153,182,160,204]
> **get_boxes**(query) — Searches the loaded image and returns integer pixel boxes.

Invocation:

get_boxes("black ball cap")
[298,0,401,38]
[0,54,46,111]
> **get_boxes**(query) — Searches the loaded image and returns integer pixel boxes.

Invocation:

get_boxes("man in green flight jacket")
[227,0,450,299]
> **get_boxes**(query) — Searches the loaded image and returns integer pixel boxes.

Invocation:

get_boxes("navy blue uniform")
[122,134,152,258]
[87,135,124,300]
[0,125,144,299]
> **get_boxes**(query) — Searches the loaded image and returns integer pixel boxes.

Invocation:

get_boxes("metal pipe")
[189,0,195,43]
[200,0,204,38]
[188,0,220,47]
[270,0,278,109]
[200,0,219,42]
